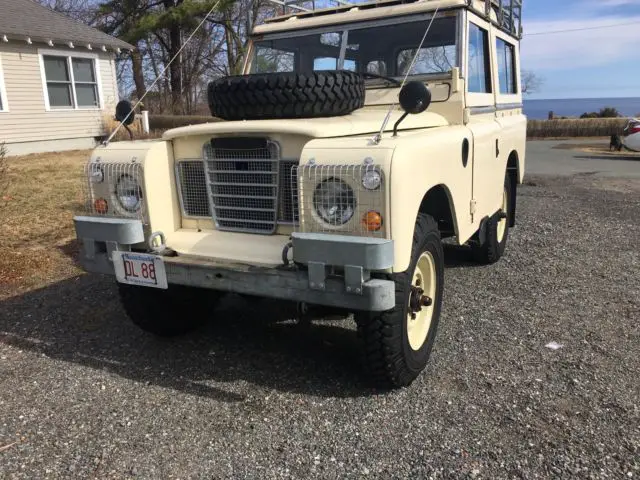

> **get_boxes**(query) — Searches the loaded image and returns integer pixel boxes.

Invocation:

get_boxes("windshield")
[250,15,458,85]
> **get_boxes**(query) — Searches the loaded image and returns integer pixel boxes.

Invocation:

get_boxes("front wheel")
[117,283,223,337]
[355,214,444,389]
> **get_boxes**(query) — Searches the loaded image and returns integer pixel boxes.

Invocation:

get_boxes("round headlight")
[313,178,356,226]
[89,164,104,183]
[115,174,143,212]
[362,169,382,190]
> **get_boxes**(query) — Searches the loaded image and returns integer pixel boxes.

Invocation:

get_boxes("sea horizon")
[523,97,640,120]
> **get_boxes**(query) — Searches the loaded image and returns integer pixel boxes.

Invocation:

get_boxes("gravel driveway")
[1,174,639,479]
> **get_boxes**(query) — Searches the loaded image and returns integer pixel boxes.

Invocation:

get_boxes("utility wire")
[525,21,639,36]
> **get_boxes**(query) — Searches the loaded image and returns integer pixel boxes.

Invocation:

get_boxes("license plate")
[113,252,168,289]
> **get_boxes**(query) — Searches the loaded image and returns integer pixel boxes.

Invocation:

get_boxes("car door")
[464,15,502,227]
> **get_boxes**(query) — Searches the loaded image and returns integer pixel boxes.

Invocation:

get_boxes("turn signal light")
[362,210,383,232]
[94,198,108,214]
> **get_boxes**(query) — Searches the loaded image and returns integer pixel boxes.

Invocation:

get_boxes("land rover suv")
[74,0,526,388]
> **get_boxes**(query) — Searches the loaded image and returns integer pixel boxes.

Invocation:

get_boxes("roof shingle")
[0,0,133,51]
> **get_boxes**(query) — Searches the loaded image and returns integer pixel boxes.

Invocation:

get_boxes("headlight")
[115,174,143,212]
[313,178,356,226]
[362,169,382,190]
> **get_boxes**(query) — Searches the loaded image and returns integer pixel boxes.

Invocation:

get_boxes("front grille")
[204,138,281,234]
[176,161,210,217]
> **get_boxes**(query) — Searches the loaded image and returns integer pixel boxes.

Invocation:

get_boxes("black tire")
[355,214,445,389]
[207,71,365,121]
[472,176,512,265]
[117,283,223,337]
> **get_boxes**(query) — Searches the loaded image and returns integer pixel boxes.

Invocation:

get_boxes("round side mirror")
[399,81,431,115]
[115,100,135,126]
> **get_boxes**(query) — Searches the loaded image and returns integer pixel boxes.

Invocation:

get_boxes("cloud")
[521,16,640,71]
[588,0,639,7]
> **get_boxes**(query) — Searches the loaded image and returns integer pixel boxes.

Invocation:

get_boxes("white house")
[0,0,134,156]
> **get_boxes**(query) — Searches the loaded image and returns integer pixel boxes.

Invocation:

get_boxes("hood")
[162,108,448,141]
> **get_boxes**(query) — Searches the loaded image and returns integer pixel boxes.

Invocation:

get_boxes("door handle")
[496,139,500,158]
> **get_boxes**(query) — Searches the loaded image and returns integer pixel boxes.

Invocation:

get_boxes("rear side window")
[468,23,491,93]
[496,38,517,94]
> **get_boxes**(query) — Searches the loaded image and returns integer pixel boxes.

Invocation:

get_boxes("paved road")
[526,139,640,177]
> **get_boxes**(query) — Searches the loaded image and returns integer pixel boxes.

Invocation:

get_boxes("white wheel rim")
[407,251,437,351]
[497,188,508,243]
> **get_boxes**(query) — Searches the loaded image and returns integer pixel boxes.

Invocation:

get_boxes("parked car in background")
[623,118,640,152]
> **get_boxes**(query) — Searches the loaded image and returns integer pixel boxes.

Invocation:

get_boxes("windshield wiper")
[362,72,402,87]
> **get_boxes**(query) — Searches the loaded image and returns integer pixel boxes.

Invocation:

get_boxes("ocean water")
[523,97,640,120]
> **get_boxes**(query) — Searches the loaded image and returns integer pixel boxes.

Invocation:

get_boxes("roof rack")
[484,0,523,38]
[265,0,523,38]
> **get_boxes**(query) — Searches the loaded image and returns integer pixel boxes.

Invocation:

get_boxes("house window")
[42,54,100,109]
[496,38,517,94]
[468,23,492,94]
[0,56,8,112]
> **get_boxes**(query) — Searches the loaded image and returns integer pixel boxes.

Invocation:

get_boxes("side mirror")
[399,81,431,114]
[115,100,135,126]
[393,81,431,136]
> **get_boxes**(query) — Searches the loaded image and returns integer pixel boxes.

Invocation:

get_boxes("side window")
[468,23,492,93]
[496,38,517,94]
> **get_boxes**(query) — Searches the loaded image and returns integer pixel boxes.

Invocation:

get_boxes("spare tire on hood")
[207,70,365,121]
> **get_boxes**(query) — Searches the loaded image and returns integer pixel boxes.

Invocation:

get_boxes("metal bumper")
[74,217,395,312]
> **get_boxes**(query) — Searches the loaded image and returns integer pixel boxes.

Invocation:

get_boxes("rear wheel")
[355,214,444,388]
[472,176,511,264]
[117,283,223,337]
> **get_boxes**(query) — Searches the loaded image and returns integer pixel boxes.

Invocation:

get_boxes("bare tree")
[35,0,96,21]
[521,70,543,95]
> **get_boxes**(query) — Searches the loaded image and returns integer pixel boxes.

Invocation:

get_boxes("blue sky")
[522,0,640,99]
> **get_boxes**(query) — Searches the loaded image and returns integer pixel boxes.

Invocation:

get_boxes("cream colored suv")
[74,0,526,388]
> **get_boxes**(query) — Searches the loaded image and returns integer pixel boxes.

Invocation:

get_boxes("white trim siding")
[37,48,104,111]
[0,53,9,112]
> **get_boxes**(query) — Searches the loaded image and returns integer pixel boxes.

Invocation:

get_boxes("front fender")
[389,126,474,272]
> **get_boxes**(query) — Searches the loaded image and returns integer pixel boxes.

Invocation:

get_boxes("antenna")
[103,0,222,146]
[372,7,440,144]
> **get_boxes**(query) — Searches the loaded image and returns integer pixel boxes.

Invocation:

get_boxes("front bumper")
[74,216,396,312]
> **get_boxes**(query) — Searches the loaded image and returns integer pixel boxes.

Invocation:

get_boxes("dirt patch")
[552,141,640,158]
[0,150,87,297]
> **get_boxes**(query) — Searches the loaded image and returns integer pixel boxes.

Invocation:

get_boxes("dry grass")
[103,115,163,142]
[0,142,8,203]
[528,118,628,138]
[0,150,88,297]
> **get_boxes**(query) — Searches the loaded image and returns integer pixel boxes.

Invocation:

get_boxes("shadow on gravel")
[0,275,375,400]
[0,242,490,399]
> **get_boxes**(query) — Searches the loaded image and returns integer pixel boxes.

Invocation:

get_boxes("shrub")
[580,107,621,119]
[528,118,627,138]
[598,107,621,118]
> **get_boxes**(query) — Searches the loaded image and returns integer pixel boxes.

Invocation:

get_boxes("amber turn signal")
[94,198,108,214]
[362,210,383,232]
